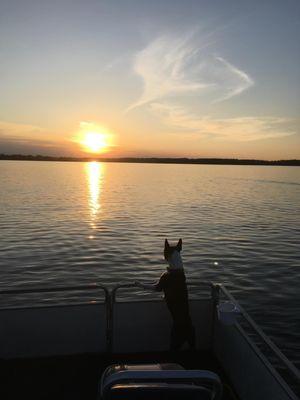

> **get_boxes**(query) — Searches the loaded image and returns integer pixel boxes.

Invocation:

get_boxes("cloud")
[126,32,296,143]
[127,32,254,111]
[150,103,295,142]
[0,121,43,138]
[213,57,254,102]
[0,120,75,155]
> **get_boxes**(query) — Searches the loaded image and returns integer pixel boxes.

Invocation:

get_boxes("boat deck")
[2,350,239,400]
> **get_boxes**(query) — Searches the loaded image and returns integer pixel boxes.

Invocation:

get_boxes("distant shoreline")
[0,154,299,166]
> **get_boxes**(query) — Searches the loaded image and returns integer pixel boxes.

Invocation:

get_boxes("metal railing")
[0,283,110,311]
[218,284,300,384]
[111,280,214,302]
[0,283,109,297]
[109,281,216,353]
[0,280,298,388]
[0,283,111,350]
[111,283,138,304]
[0,281,214,353]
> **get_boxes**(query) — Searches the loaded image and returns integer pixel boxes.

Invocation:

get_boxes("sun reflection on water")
[85,161,103,229]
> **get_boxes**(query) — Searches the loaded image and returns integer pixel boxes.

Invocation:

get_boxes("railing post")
[109,283,138,354]
[210,283,220,351]
[101,287,111,354]
[106,290,112,354]
[211,283,220,306]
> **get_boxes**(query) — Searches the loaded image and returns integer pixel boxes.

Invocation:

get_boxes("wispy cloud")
[126,32,297,142]
[127,32,254,111]
[213,56,254,102]
[151,103,295,142]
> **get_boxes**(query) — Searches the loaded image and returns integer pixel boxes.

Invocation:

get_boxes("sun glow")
[83,131,108,153]
[76,122,114,154]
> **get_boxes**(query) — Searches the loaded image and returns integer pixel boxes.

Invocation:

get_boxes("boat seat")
[99,363,222,400]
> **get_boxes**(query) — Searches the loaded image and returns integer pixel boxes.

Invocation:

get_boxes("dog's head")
[164,239,183,270]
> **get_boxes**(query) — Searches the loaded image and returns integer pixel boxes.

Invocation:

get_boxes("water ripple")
[0,161,299,367]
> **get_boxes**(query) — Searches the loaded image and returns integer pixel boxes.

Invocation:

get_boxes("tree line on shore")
[0,154,299,166]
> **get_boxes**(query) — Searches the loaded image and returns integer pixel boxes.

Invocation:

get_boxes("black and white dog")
[136,239,195,350]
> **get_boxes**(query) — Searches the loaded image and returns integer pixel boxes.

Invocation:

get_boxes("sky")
[0,0,299,159]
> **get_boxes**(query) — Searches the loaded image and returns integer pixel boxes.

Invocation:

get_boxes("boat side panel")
[0,304,107,358]
[113,299,213,353]
[213,319,297,400]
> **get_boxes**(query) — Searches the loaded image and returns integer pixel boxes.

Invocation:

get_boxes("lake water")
[0,160,299,368]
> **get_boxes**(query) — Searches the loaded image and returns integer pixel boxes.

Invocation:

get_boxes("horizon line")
[0,154,299,166]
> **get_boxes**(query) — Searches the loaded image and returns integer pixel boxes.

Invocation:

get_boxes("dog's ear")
[176,238,182,251]
[164,239,170,260]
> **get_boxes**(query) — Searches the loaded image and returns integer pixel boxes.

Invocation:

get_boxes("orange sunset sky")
[0,0,299,160]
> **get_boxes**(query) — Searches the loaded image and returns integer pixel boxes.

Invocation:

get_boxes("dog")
[136,239,195,351]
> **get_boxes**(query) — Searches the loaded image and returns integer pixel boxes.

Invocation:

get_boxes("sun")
[75,122,114,154]
[82,131,108,153]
